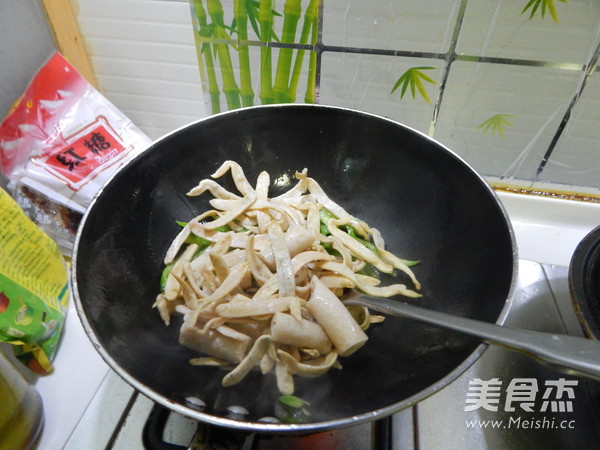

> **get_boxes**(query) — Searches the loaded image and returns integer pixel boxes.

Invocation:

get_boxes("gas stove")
[34,191,600,449]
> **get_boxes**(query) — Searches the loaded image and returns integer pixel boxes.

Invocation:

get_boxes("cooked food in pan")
[155,160,421,395]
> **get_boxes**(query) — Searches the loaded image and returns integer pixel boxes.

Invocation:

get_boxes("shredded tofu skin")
[155,160,421,396]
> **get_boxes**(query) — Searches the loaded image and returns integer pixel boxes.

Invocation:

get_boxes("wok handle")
[348,296,600,382]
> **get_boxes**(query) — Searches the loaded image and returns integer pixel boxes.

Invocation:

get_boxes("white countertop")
[30,191,600,450]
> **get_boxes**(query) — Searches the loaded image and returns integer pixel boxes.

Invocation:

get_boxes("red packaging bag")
[0,52,151,250]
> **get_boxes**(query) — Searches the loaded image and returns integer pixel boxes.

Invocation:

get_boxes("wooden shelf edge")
[40,0,98,88]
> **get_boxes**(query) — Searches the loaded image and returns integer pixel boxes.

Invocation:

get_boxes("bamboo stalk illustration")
[191,0,319,113]
[272,0,303,103]
[258,0,275,104]
[288,0,318,103]
[207,0,241,110]
[193,0,221,113]
[304,0,318,104]
[234,0,255,106]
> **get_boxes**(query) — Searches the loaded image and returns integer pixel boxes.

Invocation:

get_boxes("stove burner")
[142,403,392,449]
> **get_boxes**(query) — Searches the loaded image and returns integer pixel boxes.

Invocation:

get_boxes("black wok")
[570,225,600,339]
[71,104,517,433]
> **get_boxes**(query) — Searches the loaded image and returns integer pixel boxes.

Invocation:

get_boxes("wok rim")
[569,224,600,340]
[71,103,519,434]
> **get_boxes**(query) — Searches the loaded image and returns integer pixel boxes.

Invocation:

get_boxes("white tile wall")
[458,0,600,63]
[319,52,442,131]
[76,0,206,140]
[73,0,600,192]
[322,0,461,54]
[433,61,582,179]
[539,72,600,186]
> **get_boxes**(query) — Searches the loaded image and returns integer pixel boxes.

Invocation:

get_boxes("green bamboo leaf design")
[213,23,233,40]
[521,0,568,23]
[391,67,437,104]
[245,0,262,38]
[304,0,318,104]
[192,0,221,113]
[234,0,255,107]
[199,24,215,55]
[199,23,215,39]
[272,0,303,103]
[206,0,241,110]
[477,114,515,138]
[193,0,316,112]
[287,0,318,103]
[258,0,275,104]
[231,0,281,41]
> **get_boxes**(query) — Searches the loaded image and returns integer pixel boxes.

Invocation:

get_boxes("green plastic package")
[0,188,69,374]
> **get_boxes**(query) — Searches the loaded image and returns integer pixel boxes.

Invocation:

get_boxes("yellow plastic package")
[0,187,68,375]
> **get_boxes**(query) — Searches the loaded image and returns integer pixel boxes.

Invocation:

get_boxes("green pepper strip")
[160,221,217,291]
[159,234,212,292]
[320,241,340,257]
[277,395,311,423]
[177,220,246,233]
[318,207,365,238]
[160,263,173,291]
[318,207,336,235]
[318,207,420,269]
[278,395,310,408]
